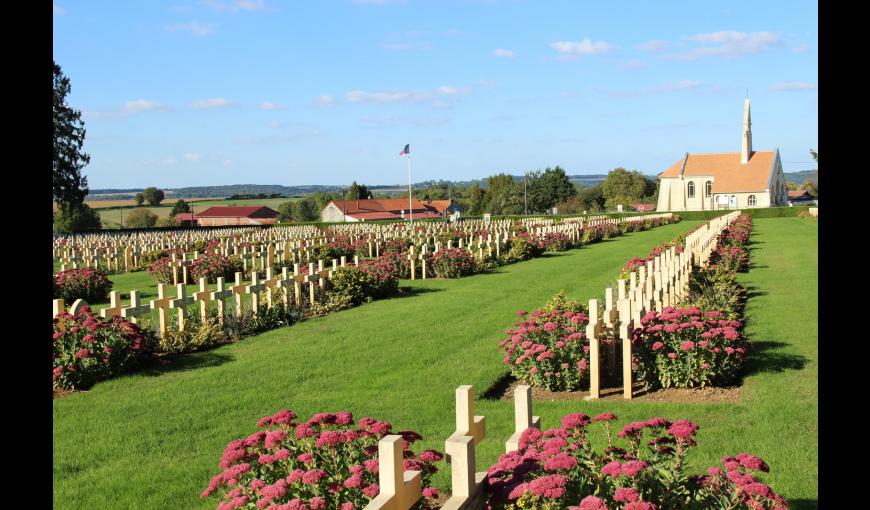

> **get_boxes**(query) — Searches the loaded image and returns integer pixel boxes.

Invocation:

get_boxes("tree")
[577,185,606,212]
[53,203,101,233]
[169,199,191,218]
[134,193,145,206]
[344,181,371,200]
[810,149,818,166]
[464,183,487,216]
[800,179,818,196]
[126,208,159,228]
[527,166,577,212]
[785,181,799,191]
[142,187,165,206]
[53,62,90,211]
[601,168,655,210]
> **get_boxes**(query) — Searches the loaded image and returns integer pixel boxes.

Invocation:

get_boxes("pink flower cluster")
[631,306,750,390]
[53,306,152,390]
[431,248,476,279]
[485,411,787,510]
[499,306,594,391]
[53,267,113,303]
[190,252,236,283]
[202,409,443,510]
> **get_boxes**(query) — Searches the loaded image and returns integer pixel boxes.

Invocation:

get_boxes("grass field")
[52,218,817,509]
[91,197,299,228]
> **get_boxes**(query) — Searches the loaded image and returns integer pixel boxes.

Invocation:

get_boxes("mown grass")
[53,218,817,509]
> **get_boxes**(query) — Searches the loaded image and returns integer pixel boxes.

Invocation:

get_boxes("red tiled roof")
[630,204,656,212]
[173,212,198,223]
[332,199,432,215]
[426,200,453,214]
[196,206,279,218]
[349,211,443,221]
[658,151,775,193]
[788,190,813,198]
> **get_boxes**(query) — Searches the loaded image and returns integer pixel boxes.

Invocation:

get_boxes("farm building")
[195,206,279,226]
[173,212,198,227]
[787,189,816,204]
[320,198,456,222]
[656,98,789,211]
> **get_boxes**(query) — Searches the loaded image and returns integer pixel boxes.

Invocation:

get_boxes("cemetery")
[52,211,818,509]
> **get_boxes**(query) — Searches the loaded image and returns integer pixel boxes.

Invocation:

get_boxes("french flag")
[398,144,409,156]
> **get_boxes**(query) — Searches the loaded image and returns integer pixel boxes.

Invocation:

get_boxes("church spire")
[741,96,752,164]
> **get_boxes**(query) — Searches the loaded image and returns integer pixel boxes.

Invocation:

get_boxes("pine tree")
[53,62,90,210]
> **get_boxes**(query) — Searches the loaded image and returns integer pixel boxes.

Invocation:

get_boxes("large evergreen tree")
[53,62,90,210]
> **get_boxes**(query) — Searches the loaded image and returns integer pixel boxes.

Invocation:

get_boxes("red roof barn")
[320,198,453,222]
[173,212,198,226]
[195,206,279,226]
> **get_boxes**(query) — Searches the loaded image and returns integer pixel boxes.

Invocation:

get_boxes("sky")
[53,0,818,189]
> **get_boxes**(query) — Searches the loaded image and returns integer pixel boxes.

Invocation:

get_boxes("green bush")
[501,237,535,264]
[53,203,102,233]
[160,314,225,353]
[682,267,746,319]
[328,266,375,306]
[125,208,159,228]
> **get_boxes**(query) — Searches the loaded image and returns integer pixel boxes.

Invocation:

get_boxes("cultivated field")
[52,218,818,509]
[91,197,299,227]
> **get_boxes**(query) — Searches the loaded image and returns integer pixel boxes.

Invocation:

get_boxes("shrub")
[484,412,788,509]
[581,226,604,245]
[142,249,170,266]
[719,214,753,247]
[201,410,443,510]
[499,305,592,391]
[540,232,572,252]
[631,306,750,390]
[373,251,411,280]
[189,239,208,253]
[709,245,749,272]
[250,302,302,333]
[53,307,155,390]
[160,313,226,353]
[431,248,476,278]
[125,208,159,228]
[147,256,174,283]
[683,268,746,319]
[53,267,113,303]
[190,252,236,283]
[502,237,536,264]
[382,238,411,254]
[357,257,401,298]
[329,266,376,306]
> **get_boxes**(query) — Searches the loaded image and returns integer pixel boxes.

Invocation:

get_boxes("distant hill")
[86,174,637,200]
[784,170,818,185]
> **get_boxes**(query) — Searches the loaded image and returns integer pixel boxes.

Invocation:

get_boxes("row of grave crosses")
[363,384,540,510]
[52,257,363,337]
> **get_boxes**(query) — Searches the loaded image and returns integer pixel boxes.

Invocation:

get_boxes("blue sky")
[53,0,818,189]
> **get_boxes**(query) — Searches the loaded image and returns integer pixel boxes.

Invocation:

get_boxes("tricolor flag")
[398,144,410,156]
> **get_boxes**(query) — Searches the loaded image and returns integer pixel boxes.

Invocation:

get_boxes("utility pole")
[524,173,528,215]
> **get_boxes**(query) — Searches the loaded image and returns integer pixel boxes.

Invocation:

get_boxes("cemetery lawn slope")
[53,219,816,509]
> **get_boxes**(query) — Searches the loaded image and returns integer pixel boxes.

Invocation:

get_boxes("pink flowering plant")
[147,255,175,283]
[631,307,750,390]
[718,215,752,247]
[53,267,113,303]
[431,248,476,278]
[201,410,443,510]
[499,302,594,391]
[191,252,237,283]
[484,412,788,510]
[53,306,155,390]
[539,232,573,252]
[709,245,749,273]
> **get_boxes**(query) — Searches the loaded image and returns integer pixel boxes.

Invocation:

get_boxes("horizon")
[54,1,817,189]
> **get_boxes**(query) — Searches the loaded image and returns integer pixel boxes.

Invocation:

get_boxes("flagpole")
[407,154,412,223]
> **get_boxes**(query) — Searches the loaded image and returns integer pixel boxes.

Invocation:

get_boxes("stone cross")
[618,298,634,399]
[149,284,172,337]
[443,386,487,510]
[99,291,124,319]
[169,283,196,331]
[231,272,247,318]
[192,277,214,322]
[262,268,282,309]
[210,277,234,320]
[505,385,540,453]
[120,290,151,325]
[245,271,266,315]
[585,299,602,400]
[362,435,422,510]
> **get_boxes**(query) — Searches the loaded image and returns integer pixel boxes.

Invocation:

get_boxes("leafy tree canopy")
[142,187,165,206]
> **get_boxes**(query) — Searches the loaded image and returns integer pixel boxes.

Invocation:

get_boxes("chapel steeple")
[741,96,752,164]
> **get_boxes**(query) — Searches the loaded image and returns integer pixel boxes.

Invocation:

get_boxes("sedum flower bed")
[53,267,113,303]
[53,306,155,390]
[431,248,475,278]
[202,410,443,510]
[499,299,594,391]
[485,412,788,509]
[190,252,237,283]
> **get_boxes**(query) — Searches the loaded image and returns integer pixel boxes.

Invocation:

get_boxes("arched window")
[705,181,712,197]
[687,181,695,198]
[748,195,757,207]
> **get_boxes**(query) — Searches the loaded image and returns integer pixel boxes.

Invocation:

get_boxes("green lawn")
[52,218,817,509]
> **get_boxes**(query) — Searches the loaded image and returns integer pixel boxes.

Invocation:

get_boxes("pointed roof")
[658,151,776,193]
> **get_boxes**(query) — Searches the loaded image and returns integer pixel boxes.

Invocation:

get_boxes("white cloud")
[161,157,178,166]
[200,0,269,11]
[345,86,468,106]
[769,82,816,92]
[258,101,284,110]
[236,0,266,10]
[493,48,516,59]
[166,21,216,36]
[222,159,233,166]
[123,99,170,113]
[664,31,783,60]
[636,40,669,52]
[314,95,334,106]
[550,38,614,58]
[53,4,66,15]
[189,97,233,109]
[183,152,203,161]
